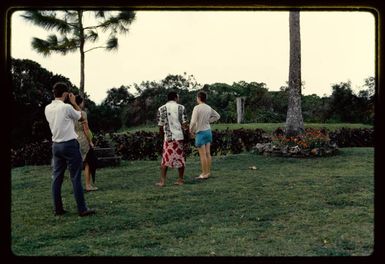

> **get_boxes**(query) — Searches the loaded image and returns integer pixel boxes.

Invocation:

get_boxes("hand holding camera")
[68,93,77,105]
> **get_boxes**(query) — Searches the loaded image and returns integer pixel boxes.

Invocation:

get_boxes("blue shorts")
[195,129,212,148]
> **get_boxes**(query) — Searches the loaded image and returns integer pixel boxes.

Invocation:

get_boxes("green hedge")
[11,128,374,167]
[329,128,374,147]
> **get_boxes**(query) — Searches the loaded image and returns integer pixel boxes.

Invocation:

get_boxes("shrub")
[108,128,269,161]
[211,128,269,155]
[93,133,114,148]
[11,140,52,167]
[10,127,374,167]
[329,128,374,147]
[111,131,163,160]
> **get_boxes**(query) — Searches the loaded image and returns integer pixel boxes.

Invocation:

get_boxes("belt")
[53,139,77,144]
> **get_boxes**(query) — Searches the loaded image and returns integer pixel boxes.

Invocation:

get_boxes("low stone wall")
[254,142,339,158]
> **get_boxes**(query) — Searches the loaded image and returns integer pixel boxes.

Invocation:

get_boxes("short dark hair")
[197,91,207,103]
[167,91,178,101]
[75,95,84,105]
[53,82,69,98]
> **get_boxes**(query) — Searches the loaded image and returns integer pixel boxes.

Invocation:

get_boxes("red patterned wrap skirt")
[161,140,185,168]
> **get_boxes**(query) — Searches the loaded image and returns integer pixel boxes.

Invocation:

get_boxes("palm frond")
[118,24,129,35]
[99,16,119,32]
[22,10,73,34]
[31,35,79,56]
[31,37,52,56]
[57,37,79,55]
[98,11,135,34]
[118,11,136,25]
[95,10,105,18]
[106,36,118,50]
[85,30,99,42]
[47,34,58,46]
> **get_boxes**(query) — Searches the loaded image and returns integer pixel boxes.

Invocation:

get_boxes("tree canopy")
[11,57,374,144]
[22,10,136,95]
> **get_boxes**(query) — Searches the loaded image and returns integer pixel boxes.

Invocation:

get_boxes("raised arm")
[68,93,83,121]
[209,108,220,123]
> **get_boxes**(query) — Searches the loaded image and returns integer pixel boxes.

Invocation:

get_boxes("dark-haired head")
[197,91,207,103]
[75,95,84,106]
[53,82,69,98]
[167,91,179,101]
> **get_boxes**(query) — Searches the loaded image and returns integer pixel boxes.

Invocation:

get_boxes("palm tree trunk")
[78,10,85,97]
[285,11,304,137]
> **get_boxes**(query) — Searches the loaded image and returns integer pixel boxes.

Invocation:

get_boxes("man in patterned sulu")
[156,91,188,187]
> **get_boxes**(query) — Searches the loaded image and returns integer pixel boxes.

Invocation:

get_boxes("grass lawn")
[119,123,373,134]
[11,148,374,256]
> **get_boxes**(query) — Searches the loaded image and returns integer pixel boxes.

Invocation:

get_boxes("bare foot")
[85,186,98,192]
[174,179,184,186]
[195,173,209,179]
[155,182,165,187]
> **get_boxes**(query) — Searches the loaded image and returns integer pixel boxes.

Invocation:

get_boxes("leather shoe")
[79,209,96,217]
[54,209,68,216]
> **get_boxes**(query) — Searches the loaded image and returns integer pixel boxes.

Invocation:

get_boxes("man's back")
[45,100,80,143]
[158,101,187,141]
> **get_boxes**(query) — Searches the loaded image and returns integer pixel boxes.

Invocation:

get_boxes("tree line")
[11,58,374,148]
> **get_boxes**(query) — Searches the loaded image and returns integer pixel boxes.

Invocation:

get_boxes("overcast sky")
[10,10,375,104]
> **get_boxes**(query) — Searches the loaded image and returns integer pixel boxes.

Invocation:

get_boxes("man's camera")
[64,96,71,104]
[64,93,73,104]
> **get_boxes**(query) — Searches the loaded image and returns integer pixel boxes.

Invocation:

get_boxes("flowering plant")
[271,128,331,150]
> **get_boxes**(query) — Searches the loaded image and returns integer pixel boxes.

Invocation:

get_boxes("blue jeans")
[52,139,87,213]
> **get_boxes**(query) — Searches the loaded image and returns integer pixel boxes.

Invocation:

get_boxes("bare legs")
[156,166,185,187]
[84,162,98,191]
[196,143,211,178]
[205,143,212,177]
[177,166,185,183]
[156,166,167,187]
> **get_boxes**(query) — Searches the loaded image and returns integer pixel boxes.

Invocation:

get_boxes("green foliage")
[103,86,134,108]
[11,149,374,256]
[112,131,163,160]
[329,128,374,147]
[11,140,52,167]
[212,129,269,154]
[119,73,201,127]
[22,10,136,94]
[202,83,237,123]
[22,10,136,56]
[119,122,373,137]
[93,133,113,148]
[11,126,374,168]
[107,128,269,161]
[11,58,80,148]
[11,56,374,147]
[87,104,122,133]
[327,81,374,124]
[301,94,330,123]
[114,77,373,128]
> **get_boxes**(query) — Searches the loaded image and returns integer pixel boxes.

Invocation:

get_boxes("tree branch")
[84,46,106,53]
[83,24,105,30]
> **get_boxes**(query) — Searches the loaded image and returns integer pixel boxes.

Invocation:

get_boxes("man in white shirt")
[45,82,95,217]
[156,91,188,187]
